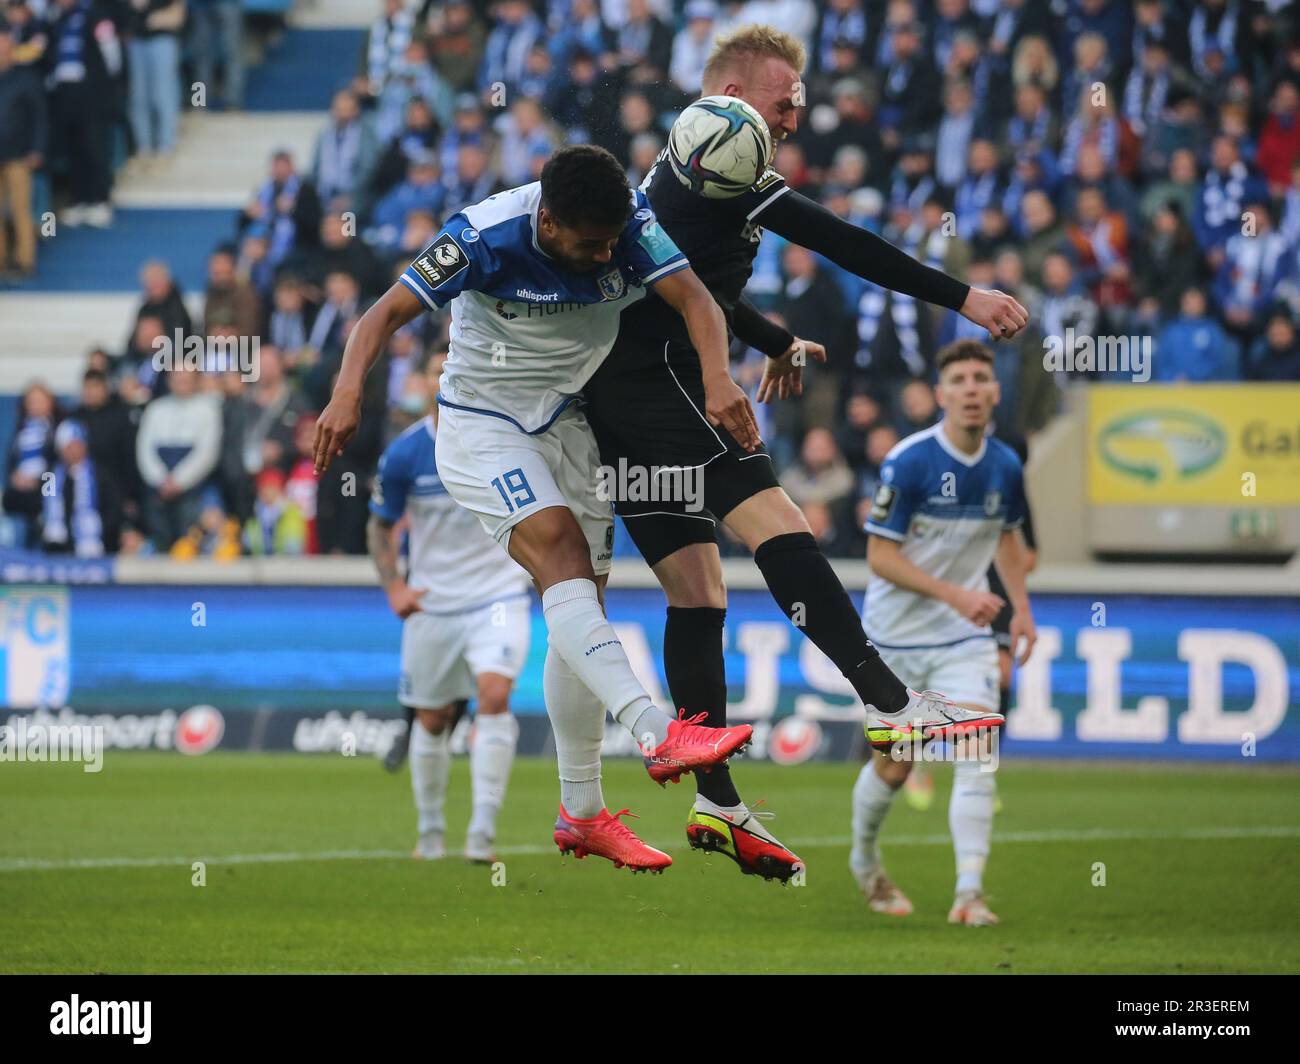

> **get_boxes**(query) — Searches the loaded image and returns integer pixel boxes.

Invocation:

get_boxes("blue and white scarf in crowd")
[855,223,947,378]
[14,415,52,479]
[1190,1,1237,80]
[1202,160,1250,230]
[1123,67,1168,136]
[42,424,104,558]
[317,120,362,204]
[368,7,414,90]
[50,0,88,85]
[1059,115,1118,175]
[257,173,301,265]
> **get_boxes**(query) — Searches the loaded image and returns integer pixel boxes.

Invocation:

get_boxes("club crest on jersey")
[984,490,1001,516]
[597,269,626,301]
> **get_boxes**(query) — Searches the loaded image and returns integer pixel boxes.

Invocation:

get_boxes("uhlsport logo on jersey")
[175,705,224,755]
[1098,410,1227,484]
[769,717,823,765]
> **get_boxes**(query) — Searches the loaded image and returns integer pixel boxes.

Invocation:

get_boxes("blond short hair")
[702,24,807,92]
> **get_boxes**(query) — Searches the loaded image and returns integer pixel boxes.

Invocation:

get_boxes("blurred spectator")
[894,377,938,438]
[74,367,140,526]
[41,419,117,556]
[135,367,222,549]
[130,259,191,347]
[669,0,717,93]
[3,381,59,544]
[47,0,121,228]
[1213,202,1289,341]
[495,95,556,187]
[613,0,672,76]
[216,368,256,521]
[878,20,941,151]
[240,150,323,277]
[1153,287,1239,382]
[203,244,260,339]
[311,89,380,211]
[1133,200,1202,319]
[1018,190,1067,285]
[427,0,485,92]
[372,96,440,199]
[0,30,44,279]
[188,0,244,109]
[281,212,384,297]
[243,467,307,555]
[285,413,320,553]
[1011,34,1058,97]
[1140,145,1198,223]
[375,38,453,143]
[1257,79,1300,198]
[780,427,855,543]
[1065,186,1131,313]
[246,345,309,473]
[1247,310,1300,382]
[369,151,445,250]
[125,0,182,162]
[441,141,497,215]
[953,139,1002,235]
[1193,135,1269,266]
[1040,252,1100,378]
[362,0,414,97]
[479,0,543,96]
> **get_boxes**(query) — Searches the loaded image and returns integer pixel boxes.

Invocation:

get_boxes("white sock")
[541,578,672,746]
[543,644,606,819]
[950,759,997,894]
[469,712,518,838]
[410,721,450,837]
[850,762,897,875]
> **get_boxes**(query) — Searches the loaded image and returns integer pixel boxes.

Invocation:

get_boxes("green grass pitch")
[3,753,1297,974]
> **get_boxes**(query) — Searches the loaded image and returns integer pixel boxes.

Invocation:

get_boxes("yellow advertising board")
[1088,385,1300,505]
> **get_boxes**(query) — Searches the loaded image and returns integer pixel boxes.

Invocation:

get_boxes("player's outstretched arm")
[759,190,1029,340]
[314,282,424,473]
[868,535,1004,626]
[992,529,1037,664]
[651,266,761,451]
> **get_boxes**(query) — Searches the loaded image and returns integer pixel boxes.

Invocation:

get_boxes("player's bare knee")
[874,750,912,786]
[475,673,512,715]
[510,508,593,587]
[653,544,726,608]
[416,707,455,735]
[726,488,811,553]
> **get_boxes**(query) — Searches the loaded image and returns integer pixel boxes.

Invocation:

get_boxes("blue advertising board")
[1,583,1296,761]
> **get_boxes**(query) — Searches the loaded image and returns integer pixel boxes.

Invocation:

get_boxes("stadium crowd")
[5,0,1300,561]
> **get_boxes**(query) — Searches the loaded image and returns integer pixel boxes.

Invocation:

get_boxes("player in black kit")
[582,25,1030,881]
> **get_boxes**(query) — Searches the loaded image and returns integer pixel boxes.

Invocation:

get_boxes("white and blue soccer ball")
[667,95,773,199]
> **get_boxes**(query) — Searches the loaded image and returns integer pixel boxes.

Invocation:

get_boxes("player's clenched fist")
[959,288,1030,341]
[947,586,1006,627]
[703,372,762,452]
[313,388,362,474]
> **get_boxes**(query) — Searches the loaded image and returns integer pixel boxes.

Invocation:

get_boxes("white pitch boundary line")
[2,825,1297,874]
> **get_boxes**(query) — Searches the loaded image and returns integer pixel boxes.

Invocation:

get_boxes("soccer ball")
[667,95,773,199]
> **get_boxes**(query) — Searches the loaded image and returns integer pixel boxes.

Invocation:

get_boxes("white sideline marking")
[1,825,1296,874]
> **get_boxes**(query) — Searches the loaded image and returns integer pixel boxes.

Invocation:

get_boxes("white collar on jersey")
[933,419,987,467]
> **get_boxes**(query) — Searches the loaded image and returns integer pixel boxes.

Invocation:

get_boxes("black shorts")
[583,336,780,567]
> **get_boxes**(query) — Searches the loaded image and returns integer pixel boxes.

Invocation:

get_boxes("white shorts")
[434,403,614,576]
[399,595,532,709]
[877,638,1000,712]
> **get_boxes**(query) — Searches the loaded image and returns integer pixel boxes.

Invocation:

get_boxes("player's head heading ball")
[701,24,806,144]
[935,340,999,432]
[538,145,632,274]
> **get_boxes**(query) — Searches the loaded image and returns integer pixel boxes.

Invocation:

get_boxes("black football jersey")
[614,147,790,359]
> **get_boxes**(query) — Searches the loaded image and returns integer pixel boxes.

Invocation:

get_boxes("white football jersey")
[863,423,1026,650]
[399,182,689,434]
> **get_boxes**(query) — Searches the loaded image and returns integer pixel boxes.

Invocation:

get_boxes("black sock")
[753,531,909,713]
[402,704,415,731]
[663,605,742,808]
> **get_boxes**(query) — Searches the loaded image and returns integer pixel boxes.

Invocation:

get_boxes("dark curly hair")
[936,339,994,373]
[539,145,631,229]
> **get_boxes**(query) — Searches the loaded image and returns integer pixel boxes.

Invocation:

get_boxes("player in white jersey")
[369,355,533,863]
[851,340,1038,926]
[316,146,758,873]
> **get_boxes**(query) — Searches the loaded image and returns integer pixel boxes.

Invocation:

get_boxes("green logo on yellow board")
[1098,410,1226,483]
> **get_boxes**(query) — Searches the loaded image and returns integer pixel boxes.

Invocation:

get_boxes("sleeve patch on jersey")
[636,221,680,265]
[753,167,783,192]
[870,483,898,523]
[411,235,468,289]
